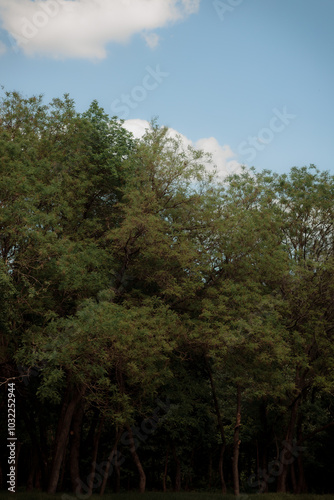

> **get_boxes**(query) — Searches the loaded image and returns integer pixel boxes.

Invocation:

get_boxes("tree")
[1,89,334,495]
[272,166,334,493]
[0,90,136,493]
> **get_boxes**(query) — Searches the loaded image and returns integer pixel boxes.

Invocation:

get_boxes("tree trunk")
[277,397,299,493]
[37,417,49,489]
[218,444,226,495]
[185,448,195,491]
[86,416,104,495]
[47,385,83,494]
[70,402,84,493]
[19,394,48,489]
[83,407,99,451]
[297,452,307,493]
[163,445,169,492]
[25,444,43,491]
[208,451,212,490]
[126,425,146,493]
[258,398,269,493]
[99,427,121,496]
[291,460,297,493]
[172,443,181,492]
[115,458,121,493]
[205,356,227,494]
[35,464,42,490]
[256,440,259,482]
[296,417,307,494]
[26,449,38,491]
[58,439,69,492]
[232,384,241,496]
[260,457,268,492]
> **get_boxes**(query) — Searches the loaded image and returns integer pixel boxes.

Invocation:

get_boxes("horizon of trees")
[0,89,334,496]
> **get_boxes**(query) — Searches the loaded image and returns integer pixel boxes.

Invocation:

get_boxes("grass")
[0,493,334,500]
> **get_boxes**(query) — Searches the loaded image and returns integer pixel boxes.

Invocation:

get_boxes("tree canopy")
[0,90,333,496]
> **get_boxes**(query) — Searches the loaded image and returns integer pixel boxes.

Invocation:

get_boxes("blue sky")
[0,0,333,177]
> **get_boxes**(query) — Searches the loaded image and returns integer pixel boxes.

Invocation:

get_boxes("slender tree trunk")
[99,427,121,496]
[126,425,146,493]
[47,385,83,494]
[37,418,49,489]
[277,397,299,493]
[172,443,181,492]
[24,429,43,490]
[163,445,169,492]
[35,465,42,490]
[58,439,69,492]
[26,449,38,491]
[185,448,195,491]
[100,369,125,496]
[296,417,307,494]
[83,408,99,451]
[258,398,269,493]
[205,356,227,494]
[218,444,226,494]
[297,452,307,493]
[232,384,242,497]
[115,458,121,493]
[70,402,84,493]
[296,416,307,494]
[19,395,48,489]
[208,451,212,490]
[291,460,297,493]
[86,416,104,495]
[256,440,259,481]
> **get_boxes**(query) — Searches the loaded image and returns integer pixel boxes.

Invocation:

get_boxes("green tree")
[272,166,334,493]
[0,90,136,493]
[2,89,334,495]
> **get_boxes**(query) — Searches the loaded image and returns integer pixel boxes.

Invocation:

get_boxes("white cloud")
[195,136,242,178]
[122,119,242,180]
[0,0,200,59]
[122,118,151,139]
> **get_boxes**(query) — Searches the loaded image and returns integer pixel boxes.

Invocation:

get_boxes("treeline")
[0,90,334,496]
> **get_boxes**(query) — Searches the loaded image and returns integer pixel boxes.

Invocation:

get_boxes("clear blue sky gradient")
[1,0,333,174]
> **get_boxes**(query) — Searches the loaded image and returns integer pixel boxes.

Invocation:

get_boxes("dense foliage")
[0,90,333,496]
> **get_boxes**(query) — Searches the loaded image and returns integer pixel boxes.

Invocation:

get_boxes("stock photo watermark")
[238,106,296,163]
[110,65,169,120]
[7,382,16,493]
[213,0,244,21]
[247,439,306,494]
[7,0,73,53]
[62,397,173,500]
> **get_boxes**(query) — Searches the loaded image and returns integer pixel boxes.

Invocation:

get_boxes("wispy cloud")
[195,136,242,178]
[0,0,200,60]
